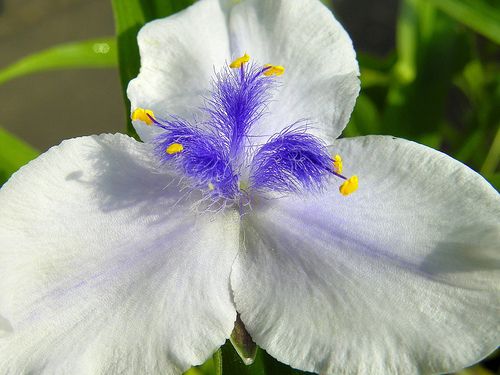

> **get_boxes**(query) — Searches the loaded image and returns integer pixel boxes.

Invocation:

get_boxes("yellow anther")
[263,64,285,76]
[208,182,215,191]
[132,108,155,125]
[339,175,358,196]
[333,154,343,174]
[230,53,250,69]
[166,143,184,155]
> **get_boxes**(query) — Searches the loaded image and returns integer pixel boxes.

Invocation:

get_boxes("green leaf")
[111,0,194,136]
[394,0,419,84]
[428,0,500,44]
[111,0,146,116]
[383,0,471,139]
[259,350,314,375]
[0,38,117,86]
[343,94,381,137]
[360,68,390,89]
[455,128,485,163]
[0,127,39,186]
[141,0,198,19]
[213,349,223,375]
[218,340,314,375]
[183,355,219,375]
[455,364,496,375]
[481,124,500,175]
[220,340,265,375]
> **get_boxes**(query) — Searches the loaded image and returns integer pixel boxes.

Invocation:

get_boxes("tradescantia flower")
[0,0,499,374]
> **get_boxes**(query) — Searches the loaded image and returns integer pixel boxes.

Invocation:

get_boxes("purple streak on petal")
[204,63,277,158]
[249,124,333,193]
[152,116,238,198]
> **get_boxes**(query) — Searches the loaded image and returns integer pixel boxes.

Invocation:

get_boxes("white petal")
[232,136,500,374]
[229,0,360,142]
[0,315,12,337]
[0,134,239,374]
[127,0,231,142]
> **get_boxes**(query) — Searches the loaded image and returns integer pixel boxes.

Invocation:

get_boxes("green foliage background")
[0,0,498,373]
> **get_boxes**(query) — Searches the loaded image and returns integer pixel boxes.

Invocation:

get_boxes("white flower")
[0,0,499,374]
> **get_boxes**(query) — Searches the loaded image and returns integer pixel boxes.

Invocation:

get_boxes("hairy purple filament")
[205,63,275,158]
[249,125,333,193]
[152,60,336,201]
[153,116,239,198]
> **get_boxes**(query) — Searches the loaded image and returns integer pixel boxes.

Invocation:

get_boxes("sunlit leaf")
[213,349,222,375]
[0,127,39,186]
[360,68,390,88]
[417,131,443,149]
[111,0,194,136]
[384,0,471,139]
[481,125,500,175]
[183,355,218,375]
[394,0,419,84]
[455,129,485,163]
[111,0,146,113]
[0,38,116,86]
[456,363,496,375]
[343,94,381,137]
[429,0,500,44]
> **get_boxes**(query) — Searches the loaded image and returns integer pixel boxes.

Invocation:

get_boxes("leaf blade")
[429,0,500,44]
[111,0,194,136]
[0,127,39,185]
[0,38,117,86]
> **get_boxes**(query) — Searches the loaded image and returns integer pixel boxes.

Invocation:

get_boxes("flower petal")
[127,0,231,142]
[232,136,500,374]
[0,134,239,374]
[229,0,360,142]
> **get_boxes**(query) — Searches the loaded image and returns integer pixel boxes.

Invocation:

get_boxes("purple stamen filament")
[150,59,344,202]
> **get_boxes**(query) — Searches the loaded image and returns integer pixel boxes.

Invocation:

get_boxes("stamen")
[339,175,358,196]
[333,154,343,174]
[263,64,285,76]
[230,53,250,69]
[249,126,333,193]
[206,61,276,158]
[153,117,238,199]
[151,56,358,203]
[132,108,155,125]
[166,143,184,155]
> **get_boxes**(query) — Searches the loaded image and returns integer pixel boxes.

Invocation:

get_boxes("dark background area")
[0,0,123,150]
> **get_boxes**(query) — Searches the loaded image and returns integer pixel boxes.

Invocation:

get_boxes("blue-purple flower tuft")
[150,59,338,203]
[153,116,238,198]
[204,62,277,158]
[249,125,333,193]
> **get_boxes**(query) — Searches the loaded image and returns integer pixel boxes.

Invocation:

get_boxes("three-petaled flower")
[1,0,499,374]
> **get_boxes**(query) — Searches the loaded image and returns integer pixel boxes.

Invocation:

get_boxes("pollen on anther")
[166,143,184,155]
[230,53,250,69]
[333,154,343,174]
[263,64,285,76]
[132,108,155,125]
[339,175,358,196]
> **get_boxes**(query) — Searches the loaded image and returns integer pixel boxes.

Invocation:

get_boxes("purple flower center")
[149,60,345,203]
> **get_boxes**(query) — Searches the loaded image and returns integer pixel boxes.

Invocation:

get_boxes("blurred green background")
[0,0,498,374]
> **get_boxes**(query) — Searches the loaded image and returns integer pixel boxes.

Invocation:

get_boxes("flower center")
[131,54,358,204]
